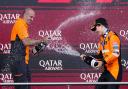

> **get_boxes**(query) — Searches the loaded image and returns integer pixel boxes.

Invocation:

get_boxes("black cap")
[91,18,108,31]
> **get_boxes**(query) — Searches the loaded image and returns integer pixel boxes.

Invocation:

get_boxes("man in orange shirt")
[80,18,122,89]
[10,8,49,89]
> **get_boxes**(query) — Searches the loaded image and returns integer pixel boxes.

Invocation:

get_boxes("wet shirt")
[97,31,122,80]
[10,18,29,64]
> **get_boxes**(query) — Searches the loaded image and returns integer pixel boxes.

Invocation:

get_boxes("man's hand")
[42,36,51,43]
[80,54,86,61]
[95,61,103,69]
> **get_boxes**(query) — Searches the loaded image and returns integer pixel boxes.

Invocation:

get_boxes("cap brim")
[91,25,96,31]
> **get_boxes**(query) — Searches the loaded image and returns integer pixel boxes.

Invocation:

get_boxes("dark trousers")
[9,55,31,89]
[0,53,5,89]
[95,70,121,89]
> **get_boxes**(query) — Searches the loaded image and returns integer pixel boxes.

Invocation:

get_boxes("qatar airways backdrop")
[0,0,128,89]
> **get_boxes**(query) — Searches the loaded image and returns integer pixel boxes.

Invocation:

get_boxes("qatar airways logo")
[39,60,63,70]
[0,13,20,24]
[0,43,11,54]
[120,30,128,40]
[80,72,102,82]
[39,30,62,40]
[121,59,128,70]
[80,43,98,53]
[0,73,13,83]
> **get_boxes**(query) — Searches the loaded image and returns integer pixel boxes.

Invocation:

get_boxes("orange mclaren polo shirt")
[10,18,29,64]
[98,31,121,80]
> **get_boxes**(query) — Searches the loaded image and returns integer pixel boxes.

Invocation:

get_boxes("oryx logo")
[0,13,20,24]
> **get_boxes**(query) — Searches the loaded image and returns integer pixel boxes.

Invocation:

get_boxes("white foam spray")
[47,11,100,56]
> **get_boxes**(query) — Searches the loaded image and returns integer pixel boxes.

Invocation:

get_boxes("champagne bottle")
[83,55,98,67]
[32,42,47,55]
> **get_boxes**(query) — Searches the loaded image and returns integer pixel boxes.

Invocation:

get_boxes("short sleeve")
[16,23,29,40]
